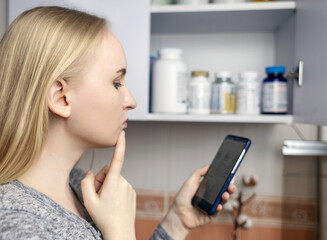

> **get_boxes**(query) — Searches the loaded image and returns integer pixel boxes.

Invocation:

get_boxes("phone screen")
[192,135,250,214]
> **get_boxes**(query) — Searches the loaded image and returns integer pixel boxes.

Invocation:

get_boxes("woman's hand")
[161,165,236,239]
[81,131,136,240]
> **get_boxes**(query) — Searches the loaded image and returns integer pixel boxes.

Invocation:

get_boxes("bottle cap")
[191,71,209,78]
[159,48,183,56]
[239,71,258,81]
[215,71,231,80]
[266,66,285,74]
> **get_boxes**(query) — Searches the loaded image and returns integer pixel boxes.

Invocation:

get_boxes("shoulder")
[0,209,54,239]
[0,180,40,212]
[0,182,55,239]
[0,181,52,221]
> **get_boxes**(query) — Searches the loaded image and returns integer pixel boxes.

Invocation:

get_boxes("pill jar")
[151,48,188,114]
[261,66,288,114]
[211,71,235,114]
[236,71,261,115]
[188,71,211,114]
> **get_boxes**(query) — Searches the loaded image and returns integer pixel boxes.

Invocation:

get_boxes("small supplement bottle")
[188,71,211,114]
[151,48,188,113]
[211,71,235,114]
[261,66,288,114]
[236,71,261,115]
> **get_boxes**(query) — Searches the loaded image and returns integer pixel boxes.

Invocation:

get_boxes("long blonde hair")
[0,6,107,183]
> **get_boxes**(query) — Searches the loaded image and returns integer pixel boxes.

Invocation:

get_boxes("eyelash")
[114,82,124,89]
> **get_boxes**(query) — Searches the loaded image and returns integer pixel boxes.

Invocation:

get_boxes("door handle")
[287,60,303,87]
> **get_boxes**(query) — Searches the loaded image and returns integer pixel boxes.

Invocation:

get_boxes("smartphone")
[191,135,251,215]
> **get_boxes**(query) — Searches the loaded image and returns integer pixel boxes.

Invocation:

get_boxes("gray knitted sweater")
[0,169,173,240]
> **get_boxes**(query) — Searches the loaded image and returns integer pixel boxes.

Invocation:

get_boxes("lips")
[122,118,128,128]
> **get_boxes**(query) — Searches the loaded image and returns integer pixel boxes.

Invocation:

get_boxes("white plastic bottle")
[188,71,211,114]
[236,71,261,115]
[151,48,188,114]
[211,71,235,114]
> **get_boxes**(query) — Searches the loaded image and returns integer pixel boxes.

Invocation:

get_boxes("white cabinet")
[150,1,296,124]
[293,0,327,125]
[149,0,327,125]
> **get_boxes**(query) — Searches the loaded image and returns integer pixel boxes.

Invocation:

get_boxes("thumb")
[81,171,98,208]
[188,165,210,185]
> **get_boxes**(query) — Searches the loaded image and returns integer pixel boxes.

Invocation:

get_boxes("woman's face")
[67,30,137,149]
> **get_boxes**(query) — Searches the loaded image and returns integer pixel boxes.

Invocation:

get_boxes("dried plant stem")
[231,192,256,240]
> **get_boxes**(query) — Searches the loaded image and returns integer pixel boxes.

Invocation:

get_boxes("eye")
[113,82,124,89]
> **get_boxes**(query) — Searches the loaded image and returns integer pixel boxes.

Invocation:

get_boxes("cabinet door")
[8,0,150,120]
[294,0,327,125]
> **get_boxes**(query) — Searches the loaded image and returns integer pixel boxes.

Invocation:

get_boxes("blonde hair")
[0,6,107,183]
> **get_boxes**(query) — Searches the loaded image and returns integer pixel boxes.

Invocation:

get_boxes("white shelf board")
[151,1,296,13]
[151,1,296,33]
[146,113,293,123]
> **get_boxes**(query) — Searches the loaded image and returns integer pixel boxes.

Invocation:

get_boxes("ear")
[48,79,71,118]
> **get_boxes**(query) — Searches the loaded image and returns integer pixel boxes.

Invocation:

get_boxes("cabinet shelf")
[145,113,293,124]
[151,1,296,33]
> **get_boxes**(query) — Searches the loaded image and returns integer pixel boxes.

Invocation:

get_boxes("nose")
[124,86,137,110]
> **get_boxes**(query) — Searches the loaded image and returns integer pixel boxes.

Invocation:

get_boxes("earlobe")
[48,79,71,118]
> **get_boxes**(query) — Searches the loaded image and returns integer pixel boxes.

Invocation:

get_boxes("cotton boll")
[231,199,239,210]
[223,200,234,212]
[242,175,251,186]
[243,218,253,229]
[237,214,253,229]
[242,174,258,187]
[224,198,238,212]
[237,214,248,225]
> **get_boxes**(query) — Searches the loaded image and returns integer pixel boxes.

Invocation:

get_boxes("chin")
[88,138,116,149]
[86,130,121,149]
[97,141,116,149]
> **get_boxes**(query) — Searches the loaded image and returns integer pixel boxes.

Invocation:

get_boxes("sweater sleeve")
[150,224,174,240]
[0,210,55,240]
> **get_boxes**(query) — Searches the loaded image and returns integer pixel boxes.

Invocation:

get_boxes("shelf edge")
[151,1,296,13]
[143,114,294,124]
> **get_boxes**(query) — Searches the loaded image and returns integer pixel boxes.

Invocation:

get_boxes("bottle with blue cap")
[261,66,288,114]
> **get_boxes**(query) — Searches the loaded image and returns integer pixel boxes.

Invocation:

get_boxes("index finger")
[107,131,126,179]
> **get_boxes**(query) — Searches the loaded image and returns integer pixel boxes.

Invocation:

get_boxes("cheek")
[68,87,123,147]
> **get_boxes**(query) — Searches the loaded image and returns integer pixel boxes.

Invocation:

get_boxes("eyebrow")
[117,68,126,76]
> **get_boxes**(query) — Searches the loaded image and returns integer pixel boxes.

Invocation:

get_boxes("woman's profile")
[0,6,234,239]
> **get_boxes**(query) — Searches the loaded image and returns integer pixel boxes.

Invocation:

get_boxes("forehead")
[95,30,127,72]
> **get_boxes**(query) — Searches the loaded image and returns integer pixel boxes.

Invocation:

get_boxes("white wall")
[151,32,274,84]
[0,0,7,37]
[77,122,318,199]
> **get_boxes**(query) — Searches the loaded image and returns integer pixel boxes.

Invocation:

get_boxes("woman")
[0,6,234,239]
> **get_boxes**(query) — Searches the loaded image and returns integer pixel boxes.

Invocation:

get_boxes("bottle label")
[188,82,211,113]
[262,81,287,113]
[236,83,260,114]
[177,72,187,104]
[211,83,235,114]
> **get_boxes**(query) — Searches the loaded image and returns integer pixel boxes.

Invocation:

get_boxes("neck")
[18,120,86,201]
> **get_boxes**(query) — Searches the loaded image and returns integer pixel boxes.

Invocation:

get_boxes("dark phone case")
[191,135,251,215]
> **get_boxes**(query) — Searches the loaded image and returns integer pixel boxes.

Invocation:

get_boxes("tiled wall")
[135,190,317,240]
